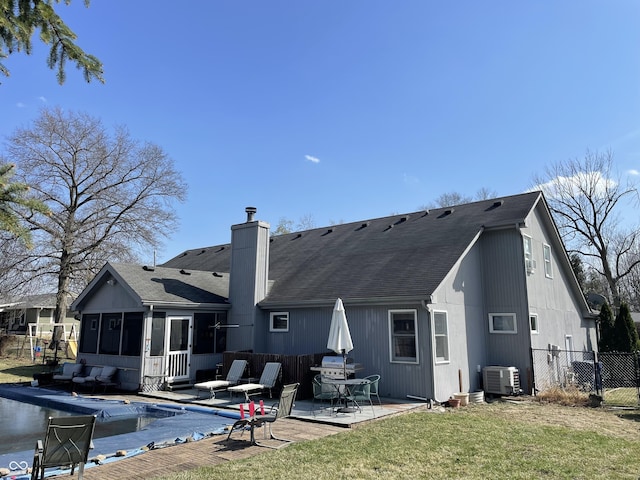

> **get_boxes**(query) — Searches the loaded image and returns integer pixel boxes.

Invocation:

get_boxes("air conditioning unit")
[483,366,520,395]
[526,259,536,274]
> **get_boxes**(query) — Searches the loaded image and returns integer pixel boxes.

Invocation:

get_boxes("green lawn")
[154,401,640,480]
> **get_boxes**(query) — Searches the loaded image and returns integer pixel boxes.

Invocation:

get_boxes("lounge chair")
[226,383,299,448]
[194,359,247,399]
[52,363,84,386]
[227,362,281,401]
[31,415,96,480]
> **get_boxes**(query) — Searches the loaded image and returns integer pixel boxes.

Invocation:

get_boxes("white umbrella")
[327,298,353,377]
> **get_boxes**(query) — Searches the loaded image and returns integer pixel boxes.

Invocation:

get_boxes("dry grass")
[534,385,591,406]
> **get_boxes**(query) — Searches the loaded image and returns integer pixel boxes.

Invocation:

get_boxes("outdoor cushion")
[96,366,117,382]
[53,363,84,381]
[72,367,103,384]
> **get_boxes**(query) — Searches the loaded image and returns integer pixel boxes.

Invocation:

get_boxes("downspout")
[408,297,435,405]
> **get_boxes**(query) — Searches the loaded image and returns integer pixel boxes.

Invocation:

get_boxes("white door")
[166,316,191,383]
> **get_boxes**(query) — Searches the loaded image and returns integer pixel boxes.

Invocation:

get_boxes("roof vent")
[322,228,334,236]
[197,249,207,255]
[384,224,394,231]
[356,222,369,231]
[438,208,454,218]
[421,210,430,217]
[142,265,155,271]
[292,233,303,240]
[245,206,257,222]
[486,199,504,211]
[179,269,191,275]
[216,246,225,252]
[395,215,409,225]
[212,272,223,277]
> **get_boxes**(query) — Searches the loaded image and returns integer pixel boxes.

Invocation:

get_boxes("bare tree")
[421,188,497,210]
[3,107,187,323]
[272,214,316,235]
[532,150,640,307]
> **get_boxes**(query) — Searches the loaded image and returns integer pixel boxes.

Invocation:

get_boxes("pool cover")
[0,384,241,478]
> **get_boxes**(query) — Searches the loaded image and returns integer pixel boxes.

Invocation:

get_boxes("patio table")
[323,378,368,413]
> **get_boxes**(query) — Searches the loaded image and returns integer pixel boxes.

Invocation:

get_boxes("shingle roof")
[161,192,542,304]
[109,263,229,305]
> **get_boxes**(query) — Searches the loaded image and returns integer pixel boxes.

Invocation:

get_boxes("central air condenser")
[482,366,520,395]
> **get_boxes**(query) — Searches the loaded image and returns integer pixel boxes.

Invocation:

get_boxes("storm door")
[166,316,192,382]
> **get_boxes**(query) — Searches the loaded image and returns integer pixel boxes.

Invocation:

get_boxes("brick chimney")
[227,207,270,351]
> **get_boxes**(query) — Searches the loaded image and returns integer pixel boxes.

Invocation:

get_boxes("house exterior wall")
[259,304,433,400]
[522,207,597,352]
[81,281,140,311]
[479,228,533,387]
[430,240,486,401]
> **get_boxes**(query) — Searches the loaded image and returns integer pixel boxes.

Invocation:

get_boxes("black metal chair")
[31,415,96,480]
[226,383,299,449]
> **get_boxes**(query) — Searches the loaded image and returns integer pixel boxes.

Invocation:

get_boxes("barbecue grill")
[311,355,363,379]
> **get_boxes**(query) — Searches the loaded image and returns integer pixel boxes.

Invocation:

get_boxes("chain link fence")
[531,349,640,407]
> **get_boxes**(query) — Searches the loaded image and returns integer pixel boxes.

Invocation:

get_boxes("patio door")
[166,316,192,383]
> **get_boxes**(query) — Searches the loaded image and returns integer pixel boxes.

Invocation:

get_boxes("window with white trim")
[529,314,539,334]
[523,235,534,273]
[543,244,553,278]
[389,310,418,363]
[489,313,517,334]
[433,311,449,363]
[270,312,289,332]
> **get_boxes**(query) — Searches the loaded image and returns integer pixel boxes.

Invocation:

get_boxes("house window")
[489,313,517,334]
[79,314,99,354]
[389,310,418,363]
[523,235,535,274]
[543,244,553,278]
[433,311,449,363]
[193,312,228,354]
[529,314,539,334]
[270,312,289,332]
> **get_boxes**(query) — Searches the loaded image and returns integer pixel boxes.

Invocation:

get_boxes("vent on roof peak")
[142,265,155,272]
[356,222,370,231]
[485,199,504,211]
[395,215,409,225]
[322,228,334,236]
[180,269,191,275]
[197,249,207,255]
[384,224,394,231]
[421,210,430,217]
[216,246,225,252]
[438,208,454,218]
[212,272,223,277]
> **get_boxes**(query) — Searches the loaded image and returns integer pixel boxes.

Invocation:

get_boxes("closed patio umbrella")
[327,298,353,377]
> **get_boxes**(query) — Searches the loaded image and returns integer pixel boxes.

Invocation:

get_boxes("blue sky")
[1,1,639,263]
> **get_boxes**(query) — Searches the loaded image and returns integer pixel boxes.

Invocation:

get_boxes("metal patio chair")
[226,383,299,449]
[31,415,96,480]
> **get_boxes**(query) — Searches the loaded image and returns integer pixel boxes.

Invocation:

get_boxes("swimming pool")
[0,396,179,455]
[0,384,241,477]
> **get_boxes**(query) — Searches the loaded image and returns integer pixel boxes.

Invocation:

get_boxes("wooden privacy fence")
[222,351,325,399]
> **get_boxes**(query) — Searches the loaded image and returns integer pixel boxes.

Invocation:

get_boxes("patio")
[139,387,426,427]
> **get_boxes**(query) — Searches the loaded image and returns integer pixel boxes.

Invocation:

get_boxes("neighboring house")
[0,294,77,335]
[71,192,597,398]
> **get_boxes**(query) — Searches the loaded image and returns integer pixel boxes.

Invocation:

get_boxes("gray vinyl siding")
[479,228,532,380]
[523,207,597,352]
[430,241,486,401]
[260,304,433,400]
